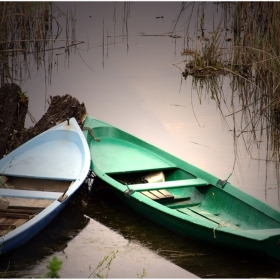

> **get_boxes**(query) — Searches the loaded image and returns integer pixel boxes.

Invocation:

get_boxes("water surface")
[6,2,280,278]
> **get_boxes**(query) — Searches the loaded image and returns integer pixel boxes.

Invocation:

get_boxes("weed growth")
[88,250,118,278]
[43,256,63,278]
[175,2,280,195]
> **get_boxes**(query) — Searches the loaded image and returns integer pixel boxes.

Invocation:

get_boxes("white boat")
[0,117,90,254]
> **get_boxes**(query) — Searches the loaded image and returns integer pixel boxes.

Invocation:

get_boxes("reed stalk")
[0,2,84,92]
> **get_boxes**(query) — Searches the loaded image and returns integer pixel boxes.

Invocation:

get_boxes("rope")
[82,125,100,142]
[213,222,226,238]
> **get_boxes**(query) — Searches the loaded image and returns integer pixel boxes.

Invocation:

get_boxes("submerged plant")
[88,250,118,278]
[137,268,147,279]
[43,256,63,278]
[87,250,147,278]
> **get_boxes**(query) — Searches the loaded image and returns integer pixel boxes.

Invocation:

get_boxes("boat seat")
[128,178,208,192]
[141,189,174,201]
[0,188,63,200]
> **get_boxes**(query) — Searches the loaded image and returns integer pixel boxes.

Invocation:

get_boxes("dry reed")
[177,2,280,196]
[0,2,84,98]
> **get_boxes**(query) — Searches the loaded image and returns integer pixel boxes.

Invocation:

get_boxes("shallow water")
[2,2,280,278]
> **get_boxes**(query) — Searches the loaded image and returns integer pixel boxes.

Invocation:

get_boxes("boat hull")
[84,116,280,264]
[111,187,279,260]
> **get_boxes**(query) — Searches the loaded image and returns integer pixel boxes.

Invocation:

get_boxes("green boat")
[83,115,280,263]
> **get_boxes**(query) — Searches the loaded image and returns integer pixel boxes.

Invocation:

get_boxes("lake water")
[1,2,280,278]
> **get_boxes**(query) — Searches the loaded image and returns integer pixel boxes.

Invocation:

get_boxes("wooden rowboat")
[0,118,90,254]
[83,115,280,264]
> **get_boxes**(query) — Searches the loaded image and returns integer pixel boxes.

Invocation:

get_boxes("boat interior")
[108,167,280,231]
[0,175,72,237]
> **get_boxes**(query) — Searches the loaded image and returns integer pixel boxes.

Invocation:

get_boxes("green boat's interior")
[86,126,176,173]
[108,168,280,231]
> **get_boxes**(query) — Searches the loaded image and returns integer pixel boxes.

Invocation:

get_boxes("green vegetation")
[41,250,148,278]
[40,251,147,278]
[137,268,147,278]
[88,250,118,278]
[43,256,63,278]
[18,90,28,105]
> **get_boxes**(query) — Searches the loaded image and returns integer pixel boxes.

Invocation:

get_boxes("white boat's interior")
[0,175,72,237]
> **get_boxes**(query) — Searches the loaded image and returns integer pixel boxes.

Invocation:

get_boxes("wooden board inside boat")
[2,176,71,192]
[0,201,50,237]
[0,176,72,238]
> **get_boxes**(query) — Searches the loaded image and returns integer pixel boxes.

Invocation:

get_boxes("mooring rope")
[82,125,100,142]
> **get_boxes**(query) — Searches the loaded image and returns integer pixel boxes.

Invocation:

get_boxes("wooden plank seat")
[141,189,174,201]
[0,212,30,219]
[0,207,42,214]
[0,224,16,230]
[0,205,45,235]
[166,201,201,209]
[128,178,208,192]
[0,206,42,220]
[0,188,63,200]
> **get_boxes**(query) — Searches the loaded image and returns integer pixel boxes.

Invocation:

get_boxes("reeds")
[0,2,83,89]
[180,3,280,162]
[178,2,280,197]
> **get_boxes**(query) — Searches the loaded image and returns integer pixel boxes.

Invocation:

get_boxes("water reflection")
[6,187,278,278]
[20,190,197,279]
[83,185,279,278]
[9,1,280,278]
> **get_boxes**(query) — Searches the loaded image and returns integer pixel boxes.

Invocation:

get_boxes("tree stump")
[0,84,87,158]
[33,94,87,132]
[0,83,28,158]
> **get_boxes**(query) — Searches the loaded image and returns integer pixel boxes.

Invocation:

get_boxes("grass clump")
[43,256,63,278]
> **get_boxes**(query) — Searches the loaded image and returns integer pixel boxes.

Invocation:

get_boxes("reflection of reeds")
[0,3,83,90]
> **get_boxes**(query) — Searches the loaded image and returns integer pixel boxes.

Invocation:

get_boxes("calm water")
[1,2,280,278]
[0,189,279,278]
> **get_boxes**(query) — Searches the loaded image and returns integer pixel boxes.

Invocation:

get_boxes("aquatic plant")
[137,268,147,278]
[43,256,63,278]
[87,250,147,278]
[88,250,118,278]
[176,2,280,198]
